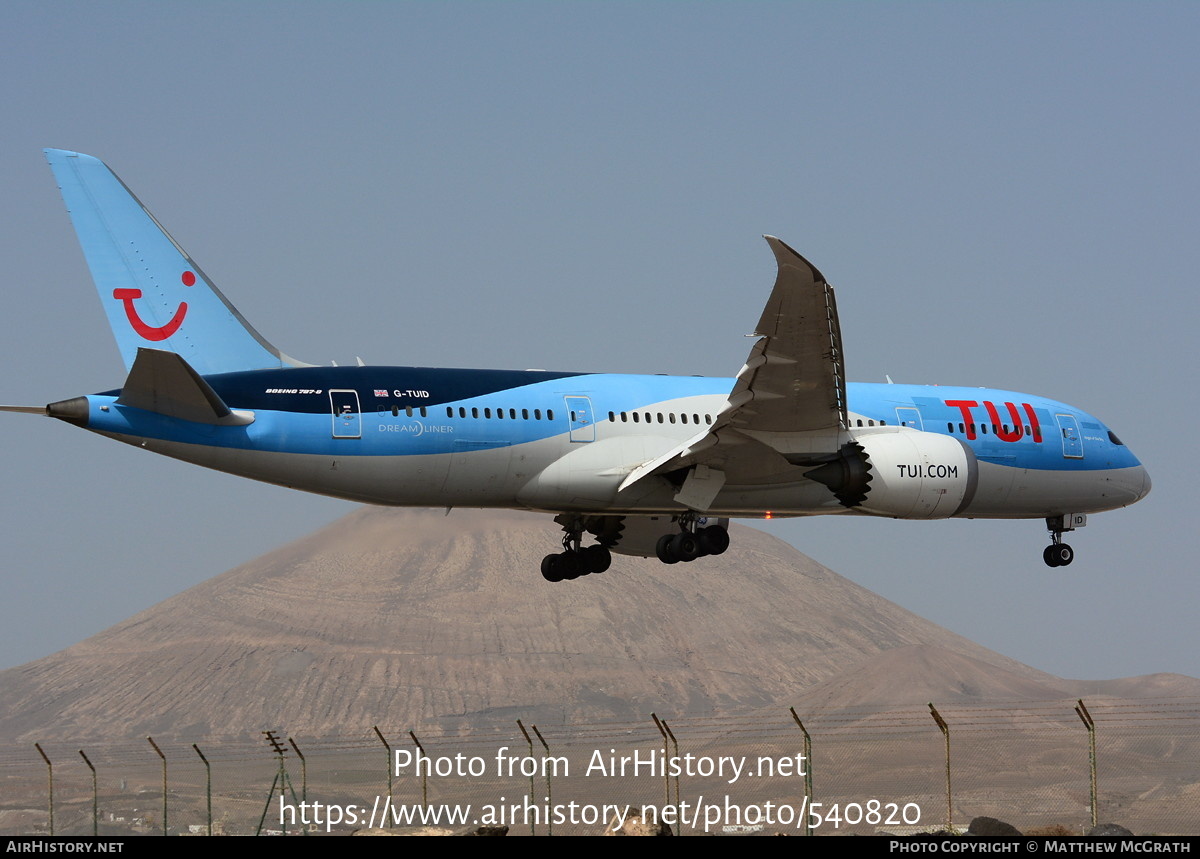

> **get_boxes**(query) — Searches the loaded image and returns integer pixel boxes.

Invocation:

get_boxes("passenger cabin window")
[547,409,554,420]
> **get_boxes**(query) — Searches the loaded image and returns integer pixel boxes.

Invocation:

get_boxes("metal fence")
[2,697,1197,836]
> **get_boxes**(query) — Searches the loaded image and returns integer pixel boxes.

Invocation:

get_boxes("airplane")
[1,150,1151,582]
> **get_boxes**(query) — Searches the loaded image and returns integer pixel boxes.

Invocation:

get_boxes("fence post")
[408,731,428,812]
[34,743,52,835]
[928,703,951,831]
[1075,699,1097,829]
[650,713,670,818]
[147,737,167,836]
[79,750,97,836]
[373,726,393,827]
[789,708,813,836]
[193,744,212,836]
[288,737,308,836]
[517,721,537,836]
[651,713,681,835]
[532,726,554,837]
[662,720,681,836]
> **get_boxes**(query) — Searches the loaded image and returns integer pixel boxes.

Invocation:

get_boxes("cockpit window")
[1108,430,1125,446]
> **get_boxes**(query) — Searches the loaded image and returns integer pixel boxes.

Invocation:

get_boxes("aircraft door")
[565,396,596,443]
[330,389,362,439]
[895,407,923,430]
[1055,413,1083,459]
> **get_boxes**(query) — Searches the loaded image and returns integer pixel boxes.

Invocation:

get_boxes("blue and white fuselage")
[6,150,1149,579]
[74,372,1145,520]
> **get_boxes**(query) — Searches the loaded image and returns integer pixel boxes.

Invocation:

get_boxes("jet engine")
[805,431,977,519]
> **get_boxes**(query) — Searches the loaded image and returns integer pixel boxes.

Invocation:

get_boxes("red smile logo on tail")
[112,271,194,341]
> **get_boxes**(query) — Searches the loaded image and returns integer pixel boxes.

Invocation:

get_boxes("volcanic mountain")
[0,507,1079,742]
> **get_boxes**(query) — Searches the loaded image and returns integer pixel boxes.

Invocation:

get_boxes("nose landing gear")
[1043,541,1074,567]
[1043,514,1085,567]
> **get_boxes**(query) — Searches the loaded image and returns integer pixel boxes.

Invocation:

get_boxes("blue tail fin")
[45,149,303,376]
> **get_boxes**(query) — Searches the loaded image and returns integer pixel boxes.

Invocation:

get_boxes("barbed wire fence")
[1,697,1196,836]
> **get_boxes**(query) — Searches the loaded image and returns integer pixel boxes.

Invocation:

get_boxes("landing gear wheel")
[656,533,680,564]
[1044,543,1074,567]
[541,554,565,582]
[671,531,701,563]
[560,551,583,580]
[698,525,729,556]
[583,544,612,574]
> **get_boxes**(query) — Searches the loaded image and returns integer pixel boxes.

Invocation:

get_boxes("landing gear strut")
[541,516,613,582]
[656,513,729,565]
[1043,514,1084,567]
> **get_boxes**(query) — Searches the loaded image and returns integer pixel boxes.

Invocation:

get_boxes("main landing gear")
[539,513,732,580]
[655,514,730,565]
[1043,514,1085,568]
[541,516,614,582]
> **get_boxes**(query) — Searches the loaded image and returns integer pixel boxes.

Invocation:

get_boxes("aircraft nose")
[1118,464,1151,506]
[1136,466,1151,502]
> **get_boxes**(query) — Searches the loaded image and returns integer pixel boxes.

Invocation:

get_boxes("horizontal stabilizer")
[117,348,254,426]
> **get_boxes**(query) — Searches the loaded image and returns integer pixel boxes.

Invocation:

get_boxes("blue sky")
[1,1,1196,680]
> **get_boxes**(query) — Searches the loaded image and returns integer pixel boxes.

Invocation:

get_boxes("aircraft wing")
[619,237,847,508]
[721,236,847,434]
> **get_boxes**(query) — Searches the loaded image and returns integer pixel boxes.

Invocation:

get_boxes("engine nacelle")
[805,430,977,519]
